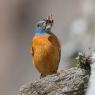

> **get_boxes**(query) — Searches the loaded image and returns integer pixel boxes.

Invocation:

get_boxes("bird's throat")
[35,28,50,37]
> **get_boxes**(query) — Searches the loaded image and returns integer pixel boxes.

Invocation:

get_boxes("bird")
[31,15,61,78]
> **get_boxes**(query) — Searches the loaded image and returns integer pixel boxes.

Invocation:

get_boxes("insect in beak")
[45,14,54,30]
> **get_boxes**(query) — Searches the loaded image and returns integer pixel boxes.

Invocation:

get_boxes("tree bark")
[19,67,89,95]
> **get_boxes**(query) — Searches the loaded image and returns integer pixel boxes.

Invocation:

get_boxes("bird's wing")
[31,40,34,56]
[30,47,34,56]
[59,48,61,63]
[48,32,61,63]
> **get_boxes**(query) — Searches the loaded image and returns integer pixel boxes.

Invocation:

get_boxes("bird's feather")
[31,33,61,76]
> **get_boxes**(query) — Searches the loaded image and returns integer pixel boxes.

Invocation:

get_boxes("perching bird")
[31,15,61,78]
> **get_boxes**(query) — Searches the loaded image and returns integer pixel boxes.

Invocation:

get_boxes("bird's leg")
[40,74,43,79]
[40,74,46,79]
[40,74,42,79]
[53,72,60,76]
[56,72,60,76]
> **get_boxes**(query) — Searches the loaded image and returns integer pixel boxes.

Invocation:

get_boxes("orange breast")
[32,35,61,76]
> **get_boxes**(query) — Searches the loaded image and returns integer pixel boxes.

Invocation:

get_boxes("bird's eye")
[37,24,40,27]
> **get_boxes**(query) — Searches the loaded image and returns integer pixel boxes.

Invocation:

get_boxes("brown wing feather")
[30,41,34,56]
[59,49,61,63]
[48,32,61,63]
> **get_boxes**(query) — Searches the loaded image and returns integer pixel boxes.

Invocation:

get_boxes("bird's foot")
[53,72,60,76]
[40,74,46,79]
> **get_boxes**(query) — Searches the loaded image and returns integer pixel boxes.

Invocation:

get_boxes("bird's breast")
[32,35,60,75]
[32,36,53,58]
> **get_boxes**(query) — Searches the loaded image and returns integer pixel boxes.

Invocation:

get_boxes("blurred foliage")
[73,52,91,74]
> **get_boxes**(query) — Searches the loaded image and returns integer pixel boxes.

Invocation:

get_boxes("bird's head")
[36,15,54,31]
[36,20,46,30]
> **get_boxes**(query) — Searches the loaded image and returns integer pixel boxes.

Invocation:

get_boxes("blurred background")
[0,0,95,95]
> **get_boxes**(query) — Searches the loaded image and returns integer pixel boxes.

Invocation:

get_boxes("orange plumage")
[31,15,61,78]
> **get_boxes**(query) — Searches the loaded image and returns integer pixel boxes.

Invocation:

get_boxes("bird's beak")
[45,15,54,30]
[45,24,52,30]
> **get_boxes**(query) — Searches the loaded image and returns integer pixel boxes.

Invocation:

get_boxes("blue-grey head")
[36,20,47,30]
[35,16,54,36]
